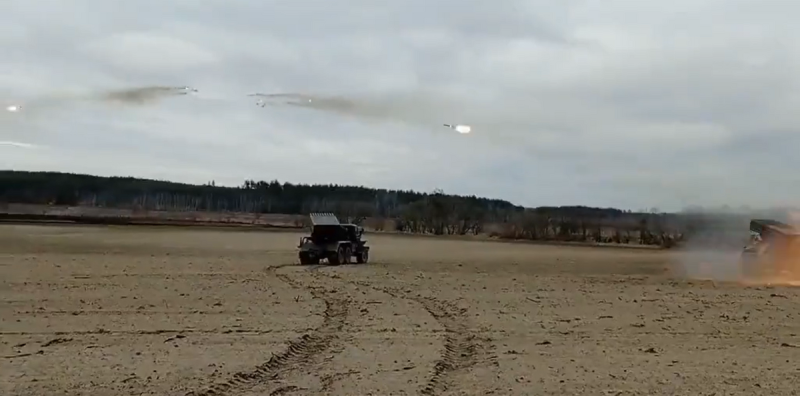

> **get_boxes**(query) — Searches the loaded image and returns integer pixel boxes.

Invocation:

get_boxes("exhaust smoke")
[0,140,38,149]
[249,92,474,134]
[2,85,198,119]
[99,86,198,105]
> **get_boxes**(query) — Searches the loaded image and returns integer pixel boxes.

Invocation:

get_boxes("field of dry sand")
[2,224,800,396]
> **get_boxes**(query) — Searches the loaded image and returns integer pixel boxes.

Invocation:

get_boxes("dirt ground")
[2,225,800,396]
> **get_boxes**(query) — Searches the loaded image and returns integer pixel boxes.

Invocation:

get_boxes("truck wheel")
[356,250,369,264]
[329,247,344,265]
[343,247,352,264]
[299,253,311,265]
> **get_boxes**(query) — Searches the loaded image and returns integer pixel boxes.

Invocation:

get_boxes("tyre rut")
[184,264,350,396]
[380,287,494,395]
[321,272,496,396]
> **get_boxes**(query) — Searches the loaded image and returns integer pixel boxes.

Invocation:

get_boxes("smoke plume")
[0,140,38,149]
[251,91,478,130]
[2,86,196,118]
[98,86,196,105]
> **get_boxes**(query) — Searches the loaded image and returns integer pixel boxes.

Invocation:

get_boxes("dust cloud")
[667,209,750,282]
[670,242,746,283]
[669,208,800,286]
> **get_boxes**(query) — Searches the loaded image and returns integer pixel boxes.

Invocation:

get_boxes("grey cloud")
[2,0,800,210]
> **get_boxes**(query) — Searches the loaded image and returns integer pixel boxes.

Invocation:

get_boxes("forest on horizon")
[0,170,778,248]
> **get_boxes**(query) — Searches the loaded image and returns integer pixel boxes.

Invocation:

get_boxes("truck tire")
[356,250,369,264]
[328,246,344,265]
[299,252,311,265]
[343,246,352,264]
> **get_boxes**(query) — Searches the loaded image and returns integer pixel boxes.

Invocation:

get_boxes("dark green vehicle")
[297,213,370,265]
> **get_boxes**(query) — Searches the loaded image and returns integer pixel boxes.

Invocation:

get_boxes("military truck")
[741,219,800,278]
[297,213,370,265]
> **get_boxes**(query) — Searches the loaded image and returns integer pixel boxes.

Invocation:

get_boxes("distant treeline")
[0,170,779,248]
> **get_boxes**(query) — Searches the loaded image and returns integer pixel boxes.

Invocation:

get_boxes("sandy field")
[2,225,800,396]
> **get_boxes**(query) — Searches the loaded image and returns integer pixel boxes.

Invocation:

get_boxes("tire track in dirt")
[379,286,496,395]
[317,270,496,396]
[0,329,303,336]
[267,385,304,396]
[184,264,351,396]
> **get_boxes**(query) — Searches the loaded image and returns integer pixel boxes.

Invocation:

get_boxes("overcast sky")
[1,0,799,211]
